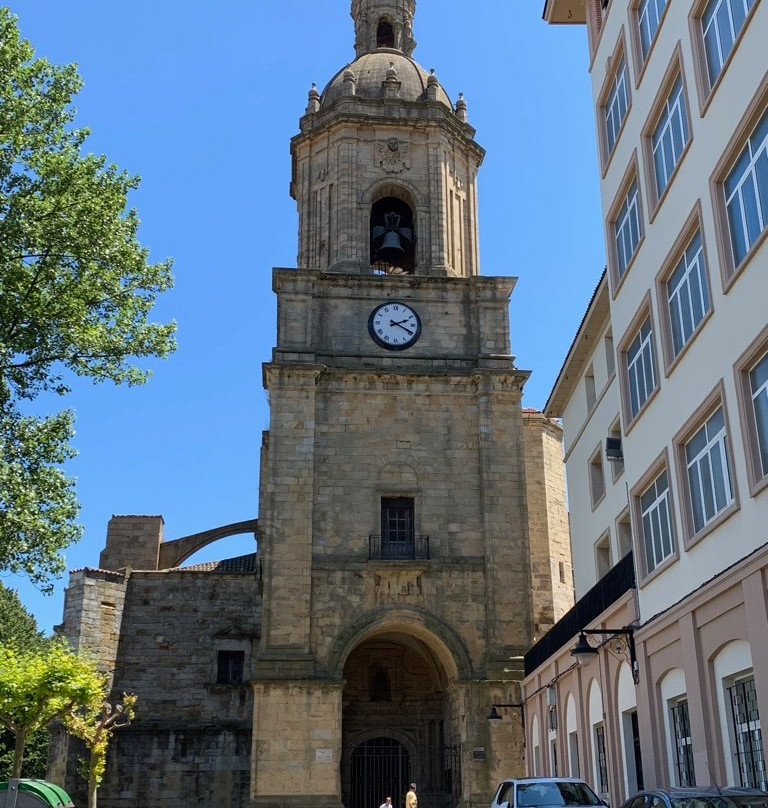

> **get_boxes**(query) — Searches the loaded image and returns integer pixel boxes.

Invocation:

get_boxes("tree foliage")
[0,7,176,586]
[0,581,48,779]
[65,693,136,808]
[0,580,46,650]
[0,639,105,778]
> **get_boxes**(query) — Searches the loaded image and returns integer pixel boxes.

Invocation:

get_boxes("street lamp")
[570,627,638,684]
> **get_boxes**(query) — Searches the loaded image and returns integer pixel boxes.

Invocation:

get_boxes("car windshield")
[671,798,768,808]
[517,783,602,807]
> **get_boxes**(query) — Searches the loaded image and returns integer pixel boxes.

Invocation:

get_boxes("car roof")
[633,789,768,798]
[499,779,592,785]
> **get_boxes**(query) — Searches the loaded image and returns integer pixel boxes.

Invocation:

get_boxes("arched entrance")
[341,633,461,808]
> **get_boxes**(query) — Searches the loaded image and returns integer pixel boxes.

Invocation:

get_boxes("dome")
[320,50,452,110]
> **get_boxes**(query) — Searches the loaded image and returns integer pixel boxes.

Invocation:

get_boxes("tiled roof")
[172,553,259,573]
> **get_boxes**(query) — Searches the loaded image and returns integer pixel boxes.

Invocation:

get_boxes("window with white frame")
[615,179,643,278]
[605,57,630,155]
[701,0,757,87]
[726,675,767,789]
[724,107,768,268]
[666,231,710,357]
[749,352,768,478]
[670,698,696,786]
[638,0,667,60]
[626,317,656,418]
[639,469,674,573]
[652,75,690,197]
[684,406,734,533]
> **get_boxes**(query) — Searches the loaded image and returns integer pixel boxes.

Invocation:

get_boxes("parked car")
[618,788,768,808]
[491,777,605,808]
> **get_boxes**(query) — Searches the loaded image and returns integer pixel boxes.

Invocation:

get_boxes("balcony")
[524,551,636,675]
[368,534,430,561]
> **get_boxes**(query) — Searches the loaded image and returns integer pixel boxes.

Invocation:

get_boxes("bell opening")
[377,19,395,48]
[370,196,415,274]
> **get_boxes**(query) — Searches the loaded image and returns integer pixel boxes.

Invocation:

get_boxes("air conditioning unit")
[605,436,623,462]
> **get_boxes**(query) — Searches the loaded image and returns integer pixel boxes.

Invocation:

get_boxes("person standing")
[380,797,393,808]
[405,783,417,808]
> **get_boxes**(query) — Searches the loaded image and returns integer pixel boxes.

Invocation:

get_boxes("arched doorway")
[341,634,460,808]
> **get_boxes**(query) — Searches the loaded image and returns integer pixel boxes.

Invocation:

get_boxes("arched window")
[370,197,415,274]
[377,19,395,48]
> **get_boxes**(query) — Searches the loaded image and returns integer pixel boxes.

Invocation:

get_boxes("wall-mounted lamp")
[487,703,524,721]
[570,627,638,684]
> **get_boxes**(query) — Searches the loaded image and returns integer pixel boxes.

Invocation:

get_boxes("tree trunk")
[88,771,98,808]
[12,729,26,778]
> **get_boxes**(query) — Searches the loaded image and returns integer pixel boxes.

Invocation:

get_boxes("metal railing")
[525,551,636,675]
[368,535,430,561]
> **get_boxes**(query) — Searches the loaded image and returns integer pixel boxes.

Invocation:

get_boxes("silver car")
[491,778,605,808]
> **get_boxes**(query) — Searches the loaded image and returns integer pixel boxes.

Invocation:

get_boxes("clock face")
[368,301,422,350]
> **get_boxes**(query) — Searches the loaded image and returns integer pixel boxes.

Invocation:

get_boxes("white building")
[522,0,768,801]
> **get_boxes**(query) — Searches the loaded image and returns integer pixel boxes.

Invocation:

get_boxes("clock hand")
[390,319,414,336]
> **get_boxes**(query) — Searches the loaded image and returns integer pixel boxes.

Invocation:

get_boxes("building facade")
[525,0,768,802]
[52,2,574,806]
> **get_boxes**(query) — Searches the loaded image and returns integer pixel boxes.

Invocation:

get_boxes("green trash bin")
[0,780,74,807]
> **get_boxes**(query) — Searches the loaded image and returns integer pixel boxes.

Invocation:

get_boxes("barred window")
[727,677,767,789]
[594,724,609,793]
[671,699,696,786]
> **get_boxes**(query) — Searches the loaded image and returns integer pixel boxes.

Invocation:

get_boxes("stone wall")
[99,515,164,571]
[56,566,261,806]
[522,412,574,640]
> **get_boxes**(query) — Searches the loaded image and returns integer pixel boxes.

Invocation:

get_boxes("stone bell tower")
[50,3,571,807]
[251,2,572,808]
[293,0,481,277]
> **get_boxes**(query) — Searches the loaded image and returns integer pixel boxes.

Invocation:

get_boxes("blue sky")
[5,1,605,632]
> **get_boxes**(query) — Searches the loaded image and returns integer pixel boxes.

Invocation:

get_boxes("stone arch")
[377,461,419,489]
[158,518,258,569]
[362,177,425,208]
[345,726,417,761]
[324,605,473,681]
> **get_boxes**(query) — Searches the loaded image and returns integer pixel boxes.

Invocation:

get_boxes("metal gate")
[346,738,461,808]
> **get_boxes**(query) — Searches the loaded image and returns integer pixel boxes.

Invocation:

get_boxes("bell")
[377,230,404,261]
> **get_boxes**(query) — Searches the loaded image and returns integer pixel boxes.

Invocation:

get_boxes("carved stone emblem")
[376,139,410,173]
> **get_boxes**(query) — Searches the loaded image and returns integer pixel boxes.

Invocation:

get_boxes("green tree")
[0,582,48,779]
[0,639,105,778]
[0,580,45,650]
[65,693,136,808]
[0,7,176,587]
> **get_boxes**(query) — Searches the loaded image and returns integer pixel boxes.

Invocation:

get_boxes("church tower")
[252,2,570,806]
[53,3,573,807]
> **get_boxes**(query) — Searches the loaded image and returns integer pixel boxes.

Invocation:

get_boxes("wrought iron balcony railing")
[368,535,430,561]
[524,551,636,675]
